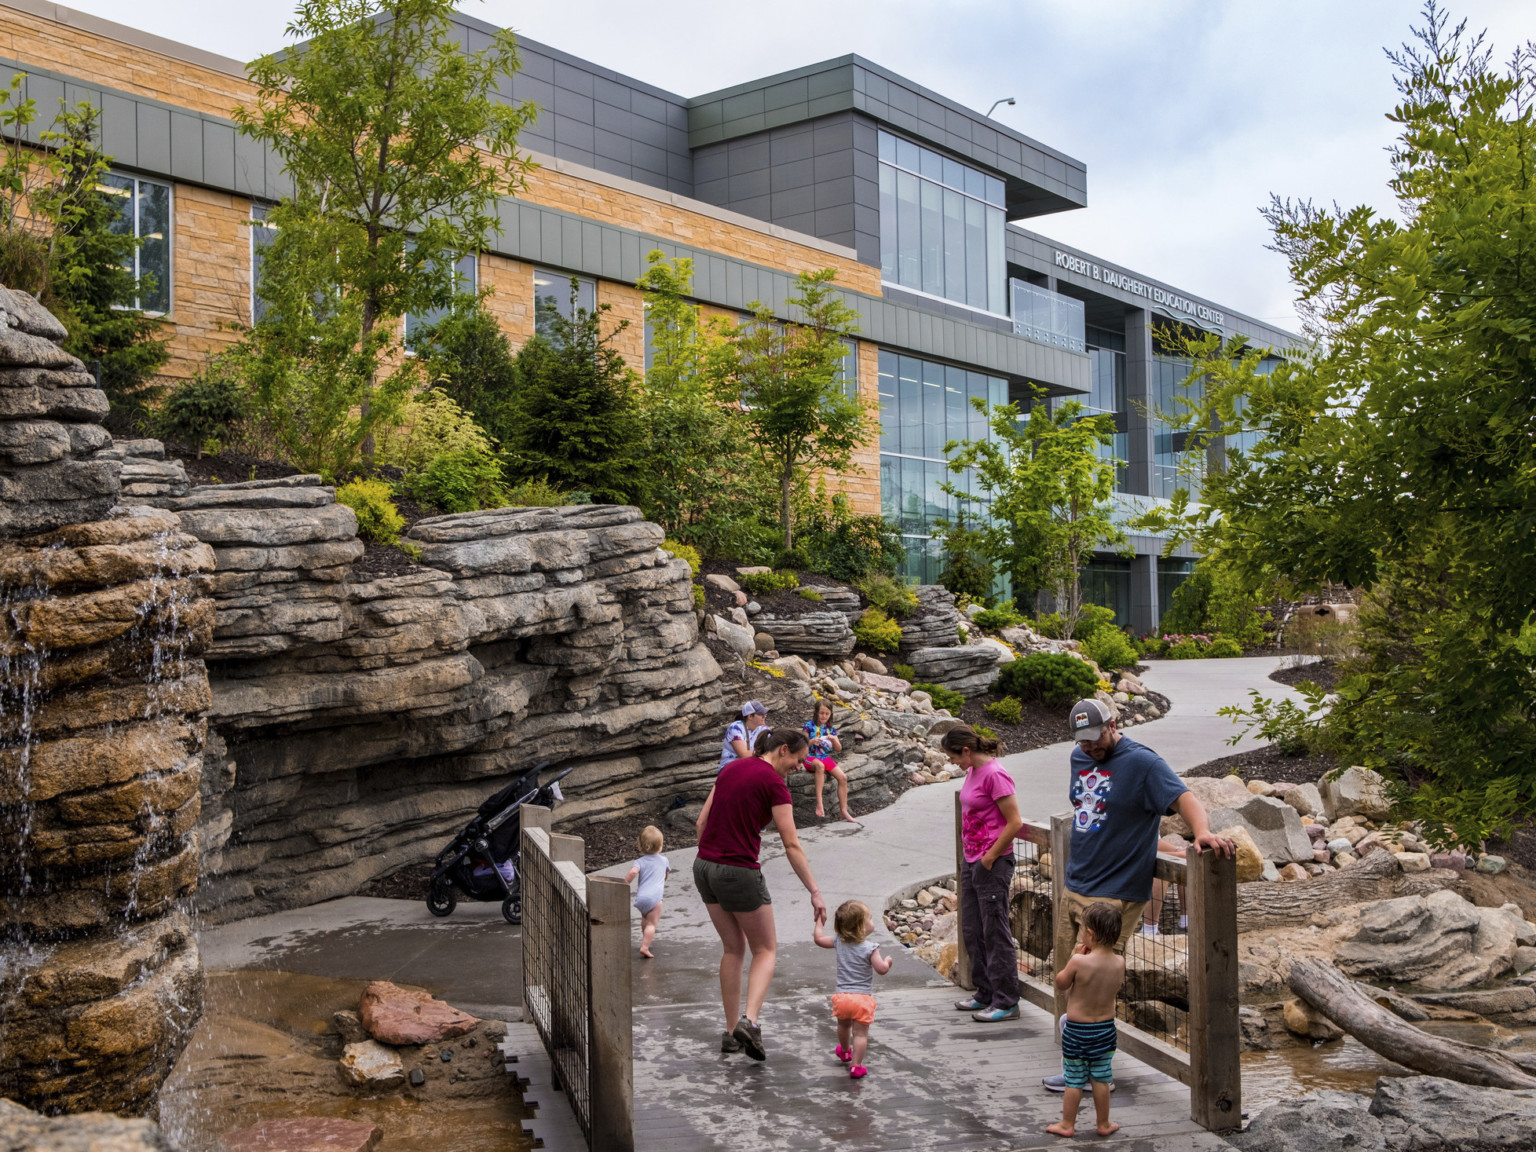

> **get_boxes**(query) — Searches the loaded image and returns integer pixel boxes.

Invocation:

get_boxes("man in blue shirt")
[1043,697,1235,1093]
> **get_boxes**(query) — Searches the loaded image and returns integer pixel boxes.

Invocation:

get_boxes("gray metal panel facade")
[691,110,881,265]
[688,55,1087,219]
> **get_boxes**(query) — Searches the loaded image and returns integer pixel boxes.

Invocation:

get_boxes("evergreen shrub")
[984,696,1025,725]
[336,479,406,544]
[853,607,903,653]
[912,682,965,711]
[995,652,1100,705]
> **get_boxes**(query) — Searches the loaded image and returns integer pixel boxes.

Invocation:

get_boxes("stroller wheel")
[501,894,522,925]
[427,884,457,917]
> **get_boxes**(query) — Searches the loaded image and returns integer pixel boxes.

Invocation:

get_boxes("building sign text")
[1053,250,1225,327]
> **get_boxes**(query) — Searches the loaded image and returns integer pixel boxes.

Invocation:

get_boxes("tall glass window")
[1225,354,1283,457]
[878,349,1007,583]
[404,253,478,339]
[1158,558,1195,620]
[878,131,1006,314]
[249,202,277,324]
[1084,324,1128,493]
[1082,559,1133,627]
[534,268,596,341]
[102,172,171,313]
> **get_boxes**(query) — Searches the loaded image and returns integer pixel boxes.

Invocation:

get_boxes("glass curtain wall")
[1084,323,1128,493]
[1082,559,1132,627]
[1151,322,1206,500]
[878,349,1007,583]
[1011,280,1085,352]
[878,131,1006,315]
[1157,558,1195,619]
[1224,354,1283,457]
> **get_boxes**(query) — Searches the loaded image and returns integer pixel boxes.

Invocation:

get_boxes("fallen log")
[1238,848,1456,931]
[1287,957,1536,1089]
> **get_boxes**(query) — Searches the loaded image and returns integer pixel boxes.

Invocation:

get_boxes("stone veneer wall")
[0,286,216,1114]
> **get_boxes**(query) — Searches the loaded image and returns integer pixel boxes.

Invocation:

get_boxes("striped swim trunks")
[1061,1018,1117,1089]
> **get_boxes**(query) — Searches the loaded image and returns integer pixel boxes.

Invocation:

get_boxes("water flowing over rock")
[0,291,216,1117]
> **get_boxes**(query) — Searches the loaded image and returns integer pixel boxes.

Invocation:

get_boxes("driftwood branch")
[1239,849,1456,931]
[1287,958,1536,1088]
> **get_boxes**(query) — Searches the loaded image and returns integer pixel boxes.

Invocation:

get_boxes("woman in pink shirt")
[944,725,1024,1022]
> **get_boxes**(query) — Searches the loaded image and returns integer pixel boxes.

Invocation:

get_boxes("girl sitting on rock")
[804,699,854,823]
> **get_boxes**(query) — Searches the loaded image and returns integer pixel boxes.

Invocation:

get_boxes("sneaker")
[954,997,985,1012]
[721,1031,742,1054]
[1139,922,1161,937]
[849,1065,868,1079]
[732,1017,766,1061]
[834,1044,852,1064]
[972,1005,1021,1023]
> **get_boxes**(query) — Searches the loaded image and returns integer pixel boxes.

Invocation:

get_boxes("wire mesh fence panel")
[1118,857,1190,1054]
[521,828,593,1143]
[1009,825,1056,999]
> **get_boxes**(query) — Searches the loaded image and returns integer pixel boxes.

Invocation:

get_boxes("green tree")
[946,389,1126,639]
[934,508,996,604]
[408,295,521,450]
[634,250,771,549]
[1141,4,1536,843]
[504,287,645,503]
[233,0,536,478]
[716,269,870,550]
[0,86,169,425]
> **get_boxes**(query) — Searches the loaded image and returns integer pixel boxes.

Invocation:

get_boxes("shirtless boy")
[1047,902,1126,1139]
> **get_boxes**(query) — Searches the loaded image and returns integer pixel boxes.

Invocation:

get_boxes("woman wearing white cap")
[719,700,769,771]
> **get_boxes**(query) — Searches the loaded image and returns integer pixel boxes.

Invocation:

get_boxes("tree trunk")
[1287,958,1536,1088]
[1236,848,1457,932]
[781,465,793,551]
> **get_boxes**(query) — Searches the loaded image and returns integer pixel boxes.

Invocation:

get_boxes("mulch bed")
[1183,744,1341,788]
[957,692,1069,755]
[1270,659,1346,692]
[164,441,302,486]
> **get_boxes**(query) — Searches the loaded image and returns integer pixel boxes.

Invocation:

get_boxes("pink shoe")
[834,1044,852,1063]
[850,1065,867,1079]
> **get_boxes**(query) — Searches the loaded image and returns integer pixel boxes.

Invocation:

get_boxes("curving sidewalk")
[608,655,1304,1151]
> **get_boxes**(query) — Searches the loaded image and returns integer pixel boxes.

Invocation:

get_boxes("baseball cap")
[1068,698,1114,743]
[741,700,768,717]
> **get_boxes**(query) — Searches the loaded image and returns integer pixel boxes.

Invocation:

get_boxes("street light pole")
[986,97,1017,118]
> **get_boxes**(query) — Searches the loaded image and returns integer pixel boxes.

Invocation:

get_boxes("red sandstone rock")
[357,980,478,1046]
[221,1117,383,1152]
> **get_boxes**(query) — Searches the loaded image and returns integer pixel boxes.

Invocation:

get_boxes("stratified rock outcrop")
[0,289,215,1116]
[156,485,728,919]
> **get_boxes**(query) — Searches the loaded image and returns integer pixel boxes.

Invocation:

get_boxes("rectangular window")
[102,172,171,313]
[249,201,277,325]
[534,268,596,341]
[877,129,1007,315]
[1010,279,1085,353]
[404,253,478,341]
[1083,559,1133,627]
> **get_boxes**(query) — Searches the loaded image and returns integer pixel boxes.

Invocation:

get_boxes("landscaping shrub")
[774,546,810,572]
[503,477,573,507]
[1081,628,1138,674]
[857,573,918,619]
[158,358,247,458]
[853,607,903,653]
[974,725,998,741]
[375,388,499,477]
[984,696,1024,725]
[663,538,702,578]
[412,449,510,514]
[1137,634,1170,658]
[1034,604,1118,642]
[973,599,1025,632]
[796,588,824,601]
[739,569,799,596]
[336,479,406,545]
[995,652,1100,706]
[1166,637,1205,660]
[912,682,965,712]
[892,663,916,682]
[1207,636,1244,658]
[692,585,705,611]
[935,514,994,604]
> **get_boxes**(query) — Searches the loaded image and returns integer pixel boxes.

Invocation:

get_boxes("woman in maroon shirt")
[693,727,828,1061]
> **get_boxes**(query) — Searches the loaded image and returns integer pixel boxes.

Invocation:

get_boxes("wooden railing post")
[549,832,585,871]
[1050,813,1073,1041]
[587,876,634,1152]
[1187,844,1240,1132]
[522,803,552,838]
[954,792,973,991]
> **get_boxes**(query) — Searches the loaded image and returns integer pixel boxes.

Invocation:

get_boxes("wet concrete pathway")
[600,655,1305,1151]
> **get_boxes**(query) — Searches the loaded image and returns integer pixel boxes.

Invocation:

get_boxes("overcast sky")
[66,0,1531,330]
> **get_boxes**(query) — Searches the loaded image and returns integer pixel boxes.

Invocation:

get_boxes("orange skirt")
[831,993,877,1025]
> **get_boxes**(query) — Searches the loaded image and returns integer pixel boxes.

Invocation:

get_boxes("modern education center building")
[2,1,1296,634]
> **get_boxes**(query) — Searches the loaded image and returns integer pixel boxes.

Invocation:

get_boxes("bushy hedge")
[1082,628,1138,673]
[853,607,903,653]
[995,652,1101,705]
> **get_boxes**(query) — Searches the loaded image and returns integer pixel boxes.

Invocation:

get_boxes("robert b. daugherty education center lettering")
[1054,250,1225,327]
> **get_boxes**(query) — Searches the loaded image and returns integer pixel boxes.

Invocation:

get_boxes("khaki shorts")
[693,857,771,913]
[1063,888,1147,955]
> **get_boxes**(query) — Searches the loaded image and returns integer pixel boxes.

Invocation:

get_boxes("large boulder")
[905,643,1005,695]
[0,1099,176,1151]
[1232,1075,1536,1152]
[1220,824,1266,883]
[1206,795,1316,864]
[358,981,478,1046]
[1278,782,1323,818]
[1321,765,1392,821]
[1335,889,1519,989]
[898,585,963,650]
[223,1118,384,1152]
[751,610,855,658]
[710,613,756,658]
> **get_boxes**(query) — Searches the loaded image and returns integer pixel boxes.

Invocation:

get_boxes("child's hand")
[1075,941,1093,956]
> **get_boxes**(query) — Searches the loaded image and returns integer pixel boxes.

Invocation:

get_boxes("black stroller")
[425,763,574,925]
